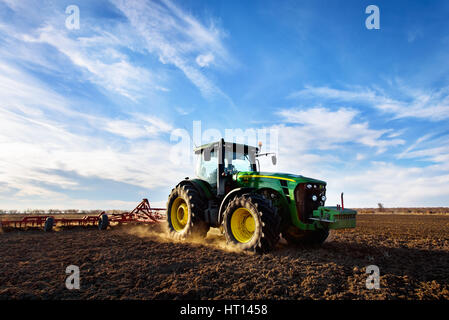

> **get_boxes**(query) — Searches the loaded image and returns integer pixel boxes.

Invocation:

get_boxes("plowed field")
[0,214,448,299]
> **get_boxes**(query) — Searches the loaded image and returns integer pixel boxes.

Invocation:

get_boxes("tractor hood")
[235,171,326,186]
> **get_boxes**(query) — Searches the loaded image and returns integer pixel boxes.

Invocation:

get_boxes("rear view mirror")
[272,155,277,165]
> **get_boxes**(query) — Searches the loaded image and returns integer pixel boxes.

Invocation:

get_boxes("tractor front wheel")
[166,184,209,240]
[223,193,280,253]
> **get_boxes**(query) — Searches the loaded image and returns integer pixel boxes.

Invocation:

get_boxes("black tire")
[44,217,54,232]
[98,213,109,230]
[166,184,210,240]
[283,228,329,246]
[223,193,280,253]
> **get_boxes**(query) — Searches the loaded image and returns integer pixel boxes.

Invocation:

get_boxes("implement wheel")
[44,217,54,232]
[166,184,209,240]
[223,193,280,253]
[98,214,109,230]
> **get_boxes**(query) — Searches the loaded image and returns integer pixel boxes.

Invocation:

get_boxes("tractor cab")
[194,139,259,196]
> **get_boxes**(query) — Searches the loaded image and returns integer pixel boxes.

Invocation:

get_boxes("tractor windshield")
[224,150,253,173]
[194,142,257,188]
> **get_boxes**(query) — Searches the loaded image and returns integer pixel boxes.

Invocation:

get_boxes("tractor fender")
[174,179,215,223]
[177,179,213,201]
[218,187,255,225]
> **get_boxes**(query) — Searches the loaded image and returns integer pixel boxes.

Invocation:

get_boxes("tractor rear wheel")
[223,193,280,253]
[166,184,210,240]
[283,228,329,246]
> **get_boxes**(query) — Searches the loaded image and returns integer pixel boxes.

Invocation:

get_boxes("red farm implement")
[0,199,166,232]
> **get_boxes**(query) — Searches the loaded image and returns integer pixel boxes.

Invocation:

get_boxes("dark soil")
[0,214,448,300]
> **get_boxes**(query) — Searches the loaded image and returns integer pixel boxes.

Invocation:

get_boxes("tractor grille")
[294,183,326,222]
[333,214,356,221]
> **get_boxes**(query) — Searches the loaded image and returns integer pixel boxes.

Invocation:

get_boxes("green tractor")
[166,139,356,253]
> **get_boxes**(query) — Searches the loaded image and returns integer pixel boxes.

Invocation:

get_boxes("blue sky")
[0,0,449,209]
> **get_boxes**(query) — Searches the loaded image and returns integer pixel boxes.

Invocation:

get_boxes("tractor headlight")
[307,184,312,189]
[312,195,317,201]
[321,196,326,201]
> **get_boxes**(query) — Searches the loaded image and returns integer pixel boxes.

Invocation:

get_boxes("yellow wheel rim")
[170,197,189,232]
[230,208,255,243]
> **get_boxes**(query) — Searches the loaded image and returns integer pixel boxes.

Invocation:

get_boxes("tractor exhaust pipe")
[341,192,344,210]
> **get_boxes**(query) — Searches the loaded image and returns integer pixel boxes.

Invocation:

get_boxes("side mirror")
[271,155,277,165]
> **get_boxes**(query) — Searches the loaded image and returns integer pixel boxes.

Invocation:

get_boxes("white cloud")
[22,25,153,101]
[290,85,380,102]
[397,133,449,175]
[329,162,449,207]
[135,114,174,133]
[0,106,190,205]
[175,106,194,115]
[1,0,234,101]
[0,63,190,208]
[277,107,404,153]
[0,0,32,11]
[291,84,449,121]
[407,29,423,43]
[196,53,215,67]
[103,120,152,139]
[112,0,231,99]
[102,115,173,139]
[0,62,69,113]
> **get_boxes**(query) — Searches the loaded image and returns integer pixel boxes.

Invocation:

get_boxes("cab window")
[195,148,217,187]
